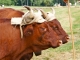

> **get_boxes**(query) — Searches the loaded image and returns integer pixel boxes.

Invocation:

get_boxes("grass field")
[4,6,80,60]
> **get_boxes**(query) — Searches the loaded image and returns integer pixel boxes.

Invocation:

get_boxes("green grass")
[4,6,80,60]
[53,39,80,53]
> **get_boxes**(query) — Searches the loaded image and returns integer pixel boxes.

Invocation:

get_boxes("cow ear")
[23,25,33,37]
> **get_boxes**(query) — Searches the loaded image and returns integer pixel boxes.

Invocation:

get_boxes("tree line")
[0,0,77,6]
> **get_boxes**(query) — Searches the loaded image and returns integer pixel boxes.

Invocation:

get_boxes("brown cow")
[0,8,69,44]
[0,19,61,60]
[0,7,69,60]
[0,8,40,60]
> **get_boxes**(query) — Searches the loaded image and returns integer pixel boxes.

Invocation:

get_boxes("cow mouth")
[51,40,62,48]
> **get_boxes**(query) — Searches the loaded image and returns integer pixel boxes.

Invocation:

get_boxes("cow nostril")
[66,36,69,42]
[66,36,69,39]
[59,40,62,46]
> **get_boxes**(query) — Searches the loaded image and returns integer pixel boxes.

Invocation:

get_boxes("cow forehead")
[49,19,61,26]
[32,23,47,32]
[34,22,59,37]
[53,19,61,24]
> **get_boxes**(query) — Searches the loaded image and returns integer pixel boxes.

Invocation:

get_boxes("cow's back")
[0,8,24,19]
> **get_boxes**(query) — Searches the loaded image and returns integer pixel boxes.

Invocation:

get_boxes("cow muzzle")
[58,40,62,46]
[66,36,69,41]
[63,36,69,44]
[51,40,62,48]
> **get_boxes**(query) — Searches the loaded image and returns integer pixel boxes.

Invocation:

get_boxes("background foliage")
[0,0,78,6]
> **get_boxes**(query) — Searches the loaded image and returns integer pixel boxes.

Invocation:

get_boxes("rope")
[67,0,76,60]
[20,25,23,38]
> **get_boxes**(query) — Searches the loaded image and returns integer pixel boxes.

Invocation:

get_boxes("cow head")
[48,19,69,44]
[20,22,62,60]
[40,9,69,44]
[23,22,62,51]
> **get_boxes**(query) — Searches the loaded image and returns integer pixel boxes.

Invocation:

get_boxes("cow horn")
[40,9,48,19]
[34,8,42,15]
[51,8,55,15]
[24,6,34,18]
[24,6,31,10]
[24,6,33,15]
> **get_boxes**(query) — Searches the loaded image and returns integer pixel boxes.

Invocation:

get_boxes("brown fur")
[48,19,69,44]
[20,53,33,60]
[0,8,69,60]
[0,8,35,60]
[0,19,60,60]
[0,8,24,19]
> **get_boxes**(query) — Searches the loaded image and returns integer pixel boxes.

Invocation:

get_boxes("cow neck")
[0,18,11,20]
[0,18,11,23]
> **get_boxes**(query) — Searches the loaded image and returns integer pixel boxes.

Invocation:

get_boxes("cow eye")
[55,27,58,30]
[53,25,58,30]
[39,27,47,33]
[41,28,47,31]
